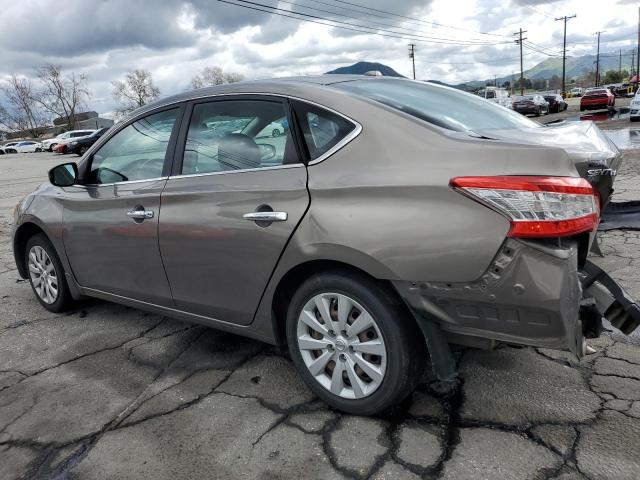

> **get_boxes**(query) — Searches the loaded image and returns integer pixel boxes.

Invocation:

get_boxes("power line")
[415,55,523,65]
[271,0,509,45]
[217,0,511,45]
[522,3,555,20]
[327,0,512,38]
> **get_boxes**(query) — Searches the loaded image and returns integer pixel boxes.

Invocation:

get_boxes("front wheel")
[286,271,425,415]
[78,145,88,156]
[272,128,281,138]
[25,233,73,312]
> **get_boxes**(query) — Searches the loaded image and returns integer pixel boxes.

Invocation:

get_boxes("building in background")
[5,111,114,140]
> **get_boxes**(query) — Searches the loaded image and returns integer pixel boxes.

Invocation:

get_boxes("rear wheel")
[78,145,88,156]
[286,270,425,415]
[25,233,73,312]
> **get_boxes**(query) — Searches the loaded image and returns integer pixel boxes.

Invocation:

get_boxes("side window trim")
[290,100,362,165]
[170,95,302,177]
[78,103,185,185]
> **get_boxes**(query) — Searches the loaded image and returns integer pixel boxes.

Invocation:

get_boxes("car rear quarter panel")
[252,89,580,335]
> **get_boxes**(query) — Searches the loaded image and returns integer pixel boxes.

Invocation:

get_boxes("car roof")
[123,75,404,121]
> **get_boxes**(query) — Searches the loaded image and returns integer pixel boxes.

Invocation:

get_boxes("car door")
[62,106,183,306]
[159,96,309,325]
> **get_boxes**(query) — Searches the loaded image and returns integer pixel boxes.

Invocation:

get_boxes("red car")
[53,143,67,154]
[580,88,615,111]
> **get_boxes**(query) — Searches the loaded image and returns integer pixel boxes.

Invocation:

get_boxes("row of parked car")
[0,128,110,156]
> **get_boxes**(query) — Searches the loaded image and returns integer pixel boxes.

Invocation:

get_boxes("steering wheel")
[256,143,276,162]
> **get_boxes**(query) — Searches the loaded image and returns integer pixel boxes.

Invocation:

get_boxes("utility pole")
[408,44,416,80]
[555,14,576,96]
[514,28,527,95]
[619,50,622,78]
[594,31,603,87]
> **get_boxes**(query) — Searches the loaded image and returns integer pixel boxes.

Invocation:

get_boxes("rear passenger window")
[293,102,356,160]
[181,99,298,175]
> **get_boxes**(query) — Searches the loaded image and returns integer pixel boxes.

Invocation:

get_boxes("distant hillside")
[326,61,405,77]
[457,48,637,89]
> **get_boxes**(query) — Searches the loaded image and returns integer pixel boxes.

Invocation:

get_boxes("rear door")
[159,95,309,325]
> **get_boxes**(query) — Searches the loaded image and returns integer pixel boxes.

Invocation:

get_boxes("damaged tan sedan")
[12,76,640,414]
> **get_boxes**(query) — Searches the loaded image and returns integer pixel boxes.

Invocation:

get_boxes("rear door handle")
[242,211,288,222]
[126,209,154,219]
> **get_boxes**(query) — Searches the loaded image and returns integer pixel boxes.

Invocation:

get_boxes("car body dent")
[392,238,584,356]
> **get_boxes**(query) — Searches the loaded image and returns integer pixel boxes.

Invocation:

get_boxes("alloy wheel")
[27,245,58,304]
[296,292,387,399]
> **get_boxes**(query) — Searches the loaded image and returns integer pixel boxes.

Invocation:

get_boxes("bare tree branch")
[34,64,90,130]
[190,66,244,90]
[111,69,160,116]
[1,75,49,138]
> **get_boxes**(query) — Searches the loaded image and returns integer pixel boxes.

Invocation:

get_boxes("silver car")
[12,76,640,414]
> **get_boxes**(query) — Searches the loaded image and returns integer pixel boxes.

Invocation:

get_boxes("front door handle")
[242,211,288,222]
[126,209,154,220]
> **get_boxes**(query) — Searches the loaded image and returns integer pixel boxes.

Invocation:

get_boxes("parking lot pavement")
[1,146,640,480]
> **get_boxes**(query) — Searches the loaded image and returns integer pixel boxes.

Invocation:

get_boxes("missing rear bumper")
[393,239,586,357]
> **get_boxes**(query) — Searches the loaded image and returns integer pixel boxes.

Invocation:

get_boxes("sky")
[0,0,638,115]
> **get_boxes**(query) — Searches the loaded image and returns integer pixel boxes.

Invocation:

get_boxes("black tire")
[272,128,281,138]
[35,147,42,152]
[535,107,540,117]
[286,270,426,415]
[24,233,73,313]
[78,145,88,156]
[49,144,56,152]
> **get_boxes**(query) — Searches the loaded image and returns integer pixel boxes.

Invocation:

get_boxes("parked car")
[41,130,96,152]
[580,88,615,111]
[13,141,43,153]
[476,87,511,108]
[53,143,68,154]
[570,87,584,97]
[0,141,20,153]
[12,76,638,414]
[257,121,286,138]
[511,94,549,116]
[66,128,110,155]
[543,94,568,113]
[630,90,640,122]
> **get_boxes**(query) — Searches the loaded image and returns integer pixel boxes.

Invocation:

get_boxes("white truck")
[475,87,511,108]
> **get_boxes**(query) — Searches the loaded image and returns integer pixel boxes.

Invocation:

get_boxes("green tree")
[603,70,622,84]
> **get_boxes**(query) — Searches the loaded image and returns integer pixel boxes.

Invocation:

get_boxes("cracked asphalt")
[2,121,640,480]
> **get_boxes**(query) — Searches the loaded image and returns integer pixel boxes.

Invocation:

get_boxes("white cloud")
[1,0,637,113]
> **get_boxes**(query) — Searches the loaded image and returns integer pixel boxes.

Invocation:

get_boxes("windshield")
[335,79,539,132]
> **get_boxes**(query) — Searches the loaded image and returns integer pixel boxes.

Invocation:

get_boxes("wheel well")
[13,223,46,278]
[271,259,418,346]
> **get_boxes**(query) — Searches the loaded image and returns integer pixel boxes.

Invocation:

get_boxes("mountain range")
[326,50,637,88]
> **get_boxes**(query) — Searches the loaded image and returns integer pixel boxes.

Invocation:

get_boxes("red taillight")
[450,176,598,238]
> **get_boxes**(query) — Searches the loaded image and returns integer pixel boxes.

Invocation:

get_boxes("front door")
[159,97,309,325]
[63,107,181,306]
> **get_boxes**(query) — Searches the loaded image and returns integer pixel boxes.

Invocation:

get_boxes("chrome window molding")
[307,121,362,166]
[76,176,169,188]
[168,163,304,180]
[88,92,362,182]
[168,93,361,175]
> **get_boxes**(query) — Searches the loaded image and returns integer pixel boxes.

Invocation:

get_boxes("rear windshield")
[335,79,539,132]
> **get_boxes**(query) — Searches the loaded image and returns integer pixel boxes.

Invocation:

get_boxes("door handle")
[126,209,154,219]
[242,211,288,222]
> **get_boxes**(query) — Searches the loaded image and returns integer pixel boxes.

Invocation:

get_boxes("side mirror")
[48,162,78,187]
